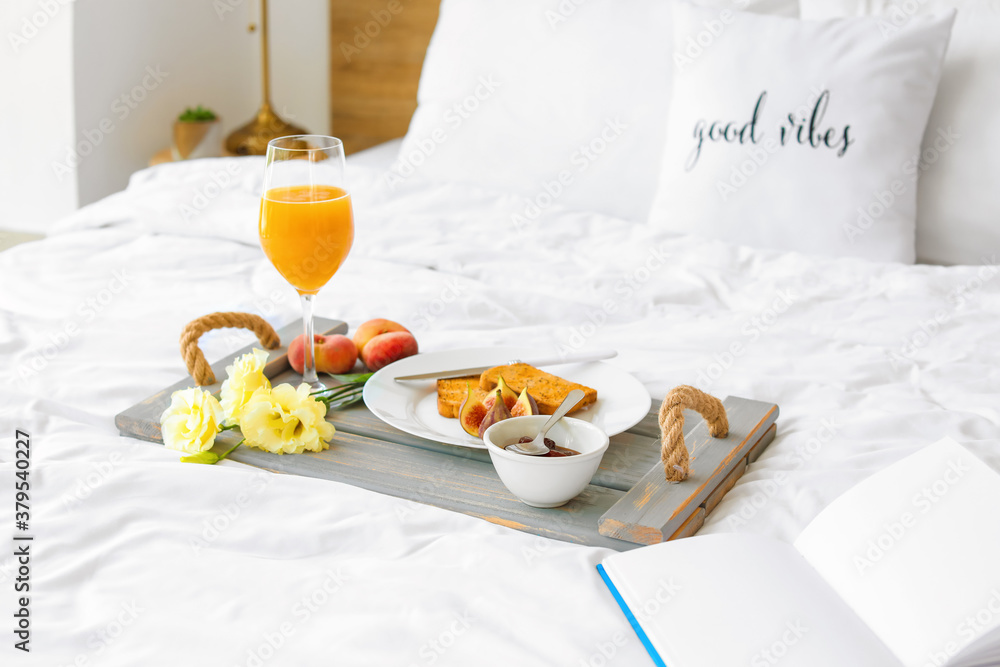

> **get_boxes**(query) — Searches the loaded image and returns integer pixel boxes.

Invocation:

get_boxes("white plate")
[362,347,652,449]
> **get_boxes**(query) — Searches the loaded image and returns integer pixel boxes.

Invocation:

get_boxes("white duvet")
[1,153,999,665]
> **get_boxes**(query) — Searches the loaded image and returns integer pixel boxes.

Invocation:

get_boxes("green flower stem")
[311,385,361,399]
[312,385,358,398]
[306,372,373,411]
[180,438,244,465]
[323,397,361,410]
[309,373,373,396]
[329,372,374,384]
[217,439,244,462]
[316,389,361,404]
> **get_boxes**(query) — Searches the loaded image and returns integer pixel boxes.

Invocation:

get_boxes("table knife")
[393,349,618,382]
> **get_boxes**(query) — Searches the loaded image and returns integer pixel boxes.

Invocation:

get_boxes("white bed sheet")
[1,153,999,665]
[347,137,403,171]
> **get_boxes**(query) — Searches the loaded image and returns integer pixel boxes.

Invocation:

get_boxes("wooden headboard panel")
[329,0,441,155]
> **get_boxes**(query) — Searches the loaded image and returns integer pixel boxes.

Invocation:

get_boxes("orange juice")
[259,185,354,294]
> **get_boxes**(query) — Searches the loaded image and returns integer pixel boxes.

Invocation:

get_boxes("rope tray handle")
[658,385,729,482]
[180,312,280,386]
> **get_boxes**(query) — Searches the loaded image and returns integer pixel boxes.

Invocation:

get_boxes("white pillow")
[393,0,798,224]
[648,4,955,263]
[801,0,1000,266]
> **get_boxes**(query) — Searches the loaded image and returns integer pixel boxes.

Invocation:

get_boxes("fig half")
[459,382,487,437]
[478,388,512,438]
[510,388,540,418]
[482,375,518,412]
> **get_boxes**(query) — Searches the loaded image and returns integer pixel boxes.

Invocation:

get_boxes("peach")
[361,331,418,371]
[288,333,358,375]
[352,318,410,357]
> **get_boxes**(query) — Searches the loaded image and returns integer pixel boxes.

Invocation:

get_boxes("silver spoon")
[506,389,586,456]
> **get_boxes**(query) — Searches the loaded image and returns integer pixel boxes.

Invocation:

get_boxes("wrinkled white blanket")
[1,153,998,665]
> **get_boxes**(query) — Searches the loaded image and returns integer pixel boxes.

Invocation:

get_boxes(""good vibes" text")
[686,90,854,171]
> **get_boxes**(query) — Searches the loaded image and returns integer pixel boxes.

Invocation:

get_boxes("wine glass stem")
[299,293,324,390]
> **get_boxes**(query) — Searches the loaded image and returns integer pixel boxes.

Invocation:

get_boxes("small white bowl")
[483,415,610,508]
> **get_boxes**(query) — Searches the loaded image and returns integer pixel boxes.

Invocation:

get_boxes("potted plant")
[172,105,223,160]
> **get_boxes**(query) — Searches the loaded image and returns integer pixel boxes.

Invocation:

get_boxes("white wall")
[0,0,78,231]
[1,0,330,231]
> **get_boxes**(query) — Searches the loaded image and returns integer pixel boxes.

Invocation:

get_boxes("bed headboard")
[329,0,441,155]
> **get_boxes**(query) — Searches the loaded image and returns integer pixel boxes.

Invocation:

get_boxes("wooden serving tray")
[116,318,778,551]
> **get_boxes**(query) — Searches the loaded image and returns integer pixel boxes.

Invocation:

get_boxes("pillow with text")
[648,4,955,263]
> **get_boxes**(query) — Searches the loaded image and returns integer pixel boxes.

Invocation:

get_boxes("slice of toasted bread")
[479,364,597,415]
[436,376,488,418]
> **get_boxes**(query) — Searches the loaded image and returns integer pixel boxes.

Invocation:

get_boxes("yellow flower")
[160,387,225,454]
[220,348,271,425]
[239,383,335,454]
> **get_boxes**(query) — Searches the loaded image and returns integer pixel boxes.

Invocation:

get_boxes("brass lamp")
[225,0,307,155]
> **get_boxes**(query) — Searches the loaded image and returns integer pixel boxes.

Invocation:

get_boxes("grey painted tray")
[115,318,778,550]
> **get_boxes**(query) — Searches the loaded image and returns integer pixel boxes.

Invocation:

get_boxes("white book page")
[794,438,1000,667]
[603,533,899,667]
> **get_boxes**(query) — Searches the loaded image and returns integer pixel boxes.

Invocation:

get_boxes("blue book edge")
[596,564,667,667]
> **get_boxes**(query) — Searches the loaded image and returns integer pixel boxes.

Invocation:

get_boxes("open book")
[598,438,1000,667]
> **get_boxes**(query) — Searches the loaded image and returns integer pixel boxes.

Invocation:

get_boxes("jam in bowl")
[506,436,581,457]
[483,415,609,508]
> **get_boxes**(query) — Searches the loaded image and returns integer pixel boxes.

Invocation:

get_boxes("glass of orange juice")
[259,135,354,389]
